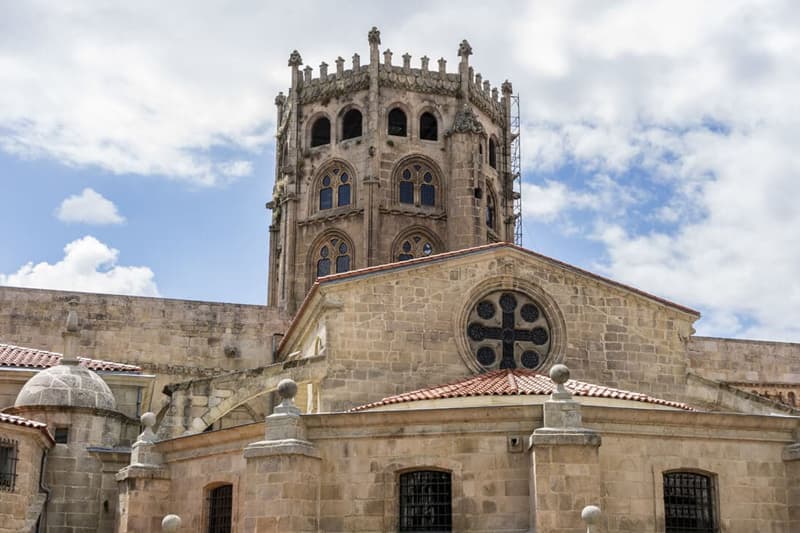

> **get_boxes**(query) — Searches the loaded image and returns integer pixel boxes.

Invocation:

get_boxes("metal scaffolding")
[510,94,523,246]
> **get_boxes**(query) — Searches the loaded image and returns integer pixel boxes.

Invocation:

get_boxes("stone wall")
[0,427,49,533]
[0,286,289,400]
[689,336,800,384]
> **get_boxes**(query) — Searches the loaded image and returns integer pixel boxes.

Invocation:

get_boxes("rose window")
[466,290,551,370]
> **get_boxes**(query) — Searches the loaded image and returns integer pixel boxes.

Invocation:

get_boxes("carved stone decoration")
[501,79,513,95]
[458,39,473,58]
[445,104,486,136]
[288,50,303,67]
[368,26,381,46]
[274,92,286,107]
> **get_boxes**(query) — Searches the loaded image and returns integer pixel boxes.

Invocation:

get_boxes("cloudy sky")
[1,1,798,342]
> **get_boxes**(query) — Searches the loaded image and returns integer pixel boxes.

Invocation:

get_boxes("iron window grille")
[0,438,18,492]
[399,470,452,532]
[206,484,233,533]
[663,471,717,532]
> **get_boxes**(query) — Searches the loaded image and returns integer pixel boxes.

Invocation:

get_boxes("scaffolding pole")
[510,94,523,246]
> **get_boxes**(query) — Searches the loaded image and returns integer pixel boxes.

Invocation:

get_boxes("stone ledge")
[244,439,321,459]
[115,465,170,481]
[530,428,602,447]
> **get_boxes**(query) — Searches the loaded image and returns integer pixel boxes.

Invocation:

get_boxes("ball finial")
[277,378,298,400]
[141,412,156,429]
[581,504,601,525]
[162,514,181,532]
[549,364,570,385]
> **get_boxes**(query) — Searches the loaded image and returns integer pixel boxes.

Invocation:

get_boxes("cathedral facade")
[1,27,800,533]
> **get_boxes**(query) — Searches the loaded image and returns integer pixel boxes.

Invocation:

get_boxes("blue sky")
[1,1,799,342]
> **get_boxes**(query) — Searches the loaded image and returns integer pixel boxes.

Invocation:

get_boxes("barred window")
[399,470,451,532]
[663,472,717,532]
[0,439,18,492]
[207,484,233,533]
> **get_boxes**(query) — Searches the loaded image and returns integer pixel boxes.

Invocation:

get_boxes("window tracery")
[395,233,436,261]
[315,166,352,212]
[396,159,440,208]
[314,235,352,278]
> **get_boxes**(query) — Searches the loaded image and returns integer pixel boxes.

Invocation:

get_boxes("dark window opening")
[396,235,436,262]
[336,254,350,273]
[664,472,716,533]
[342,109,363,140]
[317,258,331,277]
[338,184,351,207]
[388,108,407,136]
[399,470,451,532]
[399,181,414,204]
[0,440,18,492]
[319,187,333,210]
[315,237,352,279]
[420,112,438,141]
[310,117,331,147]
[54,427,69,444]
[420,184,435,206]
[489,138,497,169]
[486,194,496,229]
[207,484,233,533]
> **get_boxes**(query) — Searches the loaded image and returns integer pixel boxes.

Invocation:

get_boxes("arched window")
[488,137,497,169]
[316,166,352,211]
[663,472,716,533]
[315,235,352,278]
[486,191,496,230]
[310,117,331,147]
[399,470,451,532]
[342,109,363,140]
[419,112,438,141]
[206,484,233,533]
[388,108,407,137]
[395,159,441,208]
[395,233,437,262]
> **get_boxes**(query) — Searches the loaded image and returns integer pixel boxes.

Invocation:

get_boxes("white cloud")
[55,188,125,225]
[0,236,159,297]
[217,160,254,178]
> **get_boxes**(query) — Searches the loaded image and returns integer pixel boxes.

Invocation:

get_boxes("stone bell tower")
[267,27,517,313]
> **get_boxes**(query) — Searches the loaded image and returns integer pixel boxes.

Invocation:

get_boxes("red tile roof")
[0,412,54,443]
[0,343,141,373]
[351,369,694,411]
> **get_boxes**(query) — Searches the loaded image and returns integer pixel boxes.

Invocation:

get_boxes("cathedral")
[1,27,800,533]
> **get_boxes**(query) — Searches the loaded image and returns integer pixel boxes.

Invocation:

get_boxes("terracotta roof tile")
[351,369,694,411]
[0,412,54,443]
[0,343,141,373]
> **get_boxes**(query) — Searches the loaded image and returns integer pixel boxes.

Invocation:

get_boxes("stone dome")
[15,364,117,411]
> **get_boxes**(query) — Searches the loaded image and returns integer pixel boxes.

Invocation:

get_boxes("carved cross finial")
[288,50,303,67]
[438,57,447,74]
[501,79,513,95]
[420,56,430,72]
[368,26,381,46]
[458,39,473,59]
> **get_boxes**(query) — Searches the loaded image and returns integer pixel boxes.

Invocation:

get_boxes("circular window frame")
[454,276,566,374]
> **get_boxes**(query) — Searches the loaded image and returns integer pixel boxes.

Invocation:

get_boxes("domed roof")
[15,364,117,411]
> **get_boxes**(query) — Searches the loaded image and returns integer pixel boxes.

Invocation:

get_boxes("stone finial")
[383,49,392,66]
[288,50,302,67]
[352,53,360,70]
[581,505,602,533]
[492,87,499,102]
[420,56,430,72]
[319,62,328,78]
[501,79,513,95]
[274,92,286,107]
[402,53,411,71]
[458,39,473,59]
[475,73,482,86]
[138,412,157,444]
[274,378,300,416]
[483,80,491,94]
[65,298,79,332]
[368,26,381,46]
[335,56,345,76]
[61,299,80,365]
[162,514,181,532]
[550,364,570,395]
[303,65,312,83]
[437,57,447,74]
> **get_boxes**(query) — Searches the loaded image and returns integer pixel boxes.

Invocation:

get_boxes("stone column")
[366,27,381,267]
[530,365,604,533]
[783,433,800,530]
[458,39,472,99]
[242,379,321,532]
[116,413,171,533]
[283,50,303,313]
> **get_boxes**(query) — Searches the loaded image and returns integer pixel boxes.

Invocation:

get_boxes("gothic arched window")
[388,108,407,137]
[419,112,438,141]
[316,166,352,211]
[488,137,497,169]
[396,159,441,208]
[395,233,437,262]
[342,109,363,140]
[315,235,352,278]
[310,117,331,147]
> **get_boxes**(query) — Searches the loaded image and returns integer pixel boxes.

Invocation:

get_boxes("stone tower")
[267,27,516,312]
